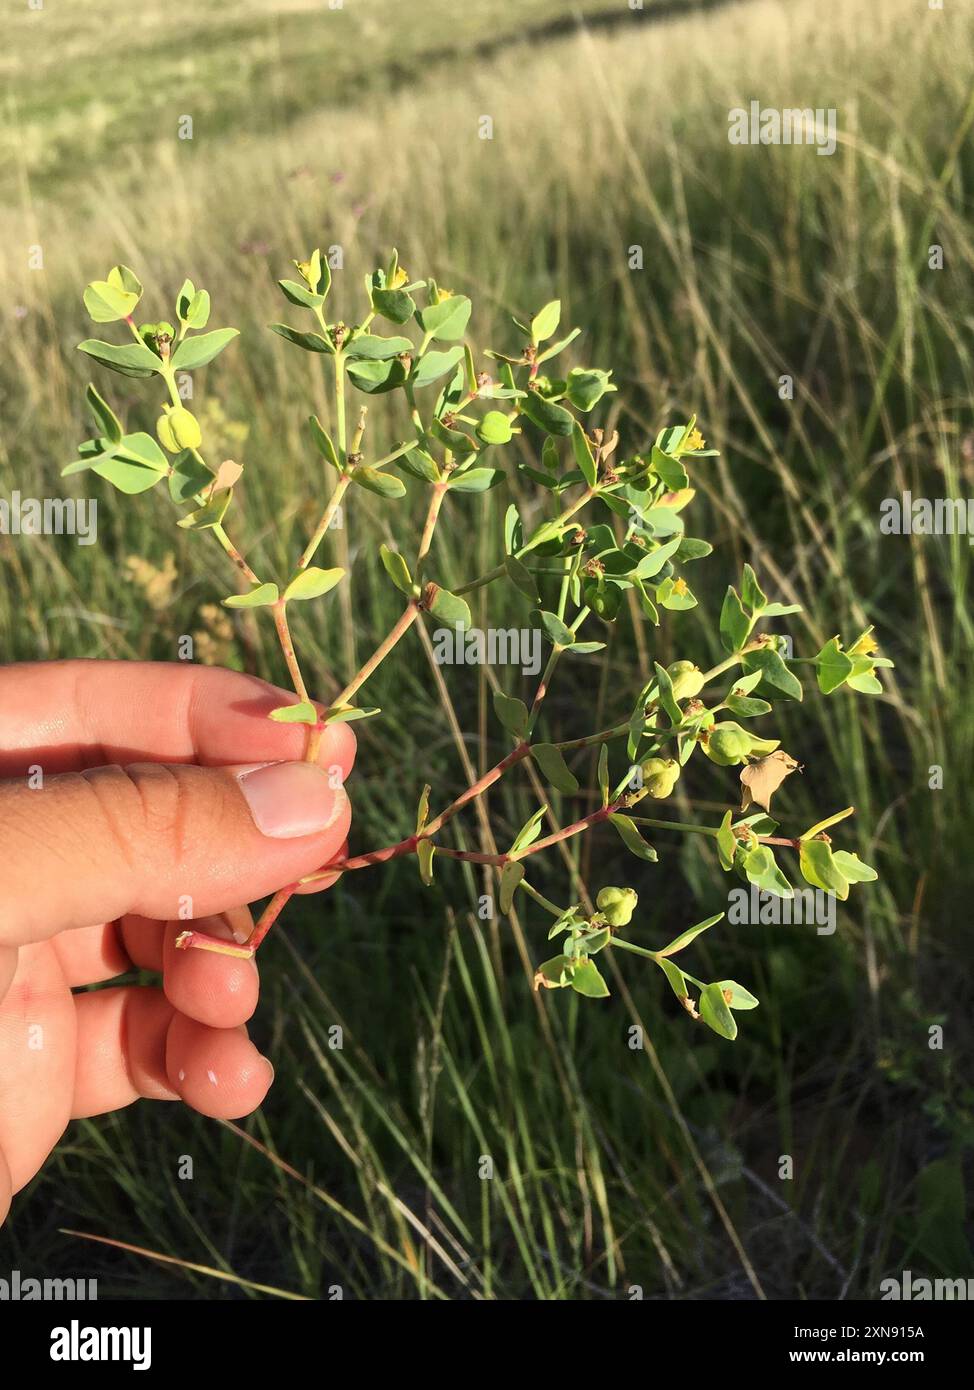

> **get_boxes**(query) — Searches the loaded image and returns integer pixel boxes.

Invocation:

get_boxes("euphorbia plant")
[64,252,892,1041]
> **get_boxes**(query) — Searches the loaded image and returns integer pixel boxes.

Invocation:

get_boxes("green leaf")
[91,457,165,495]
[176,487,233,530]
[651,661,683,727]
[566,367,613,413]
[477,410,514,446]
[716,810,737,871]
[634,536,681,579]
[268,701,319,725]
[832,850,878,883]
[740,564,768,614]
[658,912,723,957]
[419,295,472,341]
[742,844,793,899]
[91,432,169,495]
[417,839,436,886]
[504,555,539,602]
[415,785,431,833]
[715,980,759,1011]
[325,706,381,724]
[597,744,610,807]
[657,957,689,1001]
[398,448,441,483]
[536,610,574,647]
[676,537,713,562]
[448,467,505,493]
[85,384,122,444]
[512,805,547,853]
[520,389,575,437]
[170,328,239,371]
[799,839,849,899]
[570,958,609,999]
[650,446,689,491]
[571,422,597,487]
[742,647,803,702]
[499,861,524,914]
[344,334,414,361]
[380,545,413,596]
[719,586,752,653]
[725,694,772,718]
[308,415,342,471]
[284,566,344,601]
[411,346,465,389]
[278,278,324,309]
[801,807,855,840]
[78,338,162,379]
[530,300,561,344]
[83,273,140,323]
[609,813,658,862]
[177,282,210,329]
[350,467,407,499]
[269,324,332,354]
[815,637,855,694]
[222,582,280,609]
[699,982,738,1040]
[534,954,573,989]
[108,264,143,299]
[532,743,579,794]
[493,691,529,740]
[168,451,212,503]
[428,586,471,628]
[372,286,415,324]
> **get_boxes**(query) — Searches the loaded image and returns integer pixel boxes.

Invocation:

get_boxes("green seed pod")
[640,756,681,799]
[667,660,705,701]
[704,722,754,766]
[157,406,202,454]
[595,886,638,927]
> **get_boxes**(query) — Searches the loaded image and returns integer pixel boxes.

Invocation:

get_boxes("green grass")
[2,0,973,1298]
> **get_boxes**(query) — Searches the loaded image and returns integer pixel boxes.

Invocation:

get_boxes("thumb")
[0,760,351,947]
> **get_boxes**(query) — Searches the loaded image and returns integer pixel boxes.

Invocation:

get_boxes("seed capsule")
[639,756,681,799]
[667,660,705,701]
[157,406,202,453]
[704,722,755,766]
[595,886,638,927]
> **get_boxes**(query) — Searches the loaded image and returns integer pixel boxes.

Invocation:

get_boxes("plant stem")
[629,817,718,836]
[297,473,351,570]
[416,482,448,581]
[334,352,347,464]
[272,601,311,704]
[332,602,421,707]
[455,487,596,596]
[210,523,261,586]
[519,879,565,917]
[610,937,660,963]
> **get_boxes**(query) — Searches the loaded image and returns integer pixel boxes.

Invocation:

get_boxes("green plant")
[65,251,892,1042]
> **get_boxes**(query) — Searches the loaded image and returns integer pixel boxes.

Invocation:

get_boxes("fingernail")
[236,761,348,839]
[261,1056,275,1086]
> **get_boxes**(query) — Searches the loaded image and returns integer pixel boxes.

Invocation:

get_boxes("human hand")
[0,660,354,1227]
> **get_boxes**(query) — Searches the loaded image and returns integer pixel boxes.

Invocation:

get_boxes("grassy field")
[1,0,973,1298]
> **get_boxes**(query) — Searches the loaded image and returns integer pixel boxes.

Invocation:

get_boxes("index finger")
[0,660,356,777]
